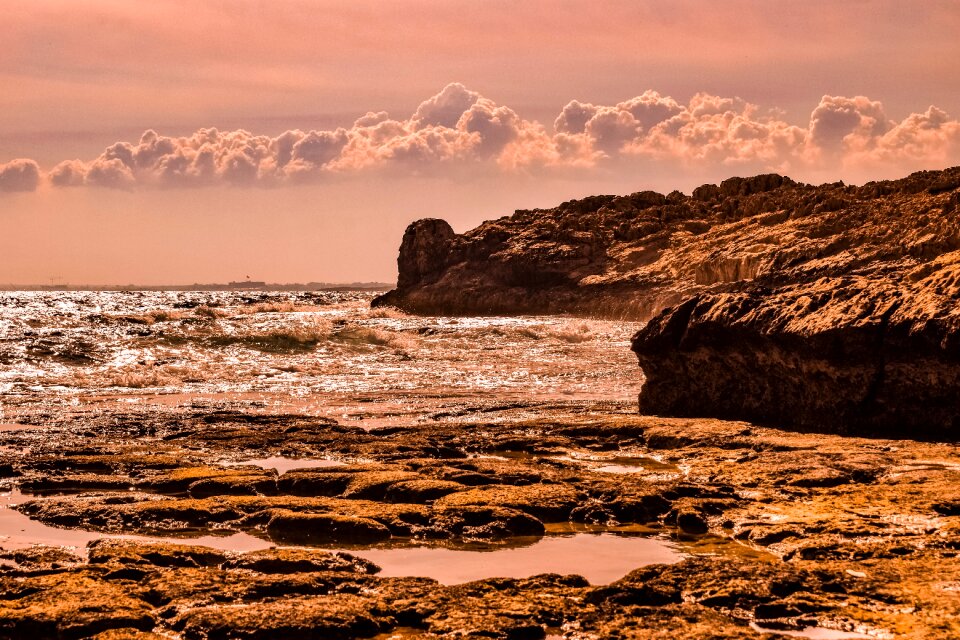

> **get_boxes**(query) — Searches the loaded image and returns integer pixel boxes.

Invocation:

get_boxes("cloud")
[628,92,809,167]
[2,84,960,193]
[808,95,891,154]
[856,105,960,167]
[411,82,482,129]
[0,159,41,192]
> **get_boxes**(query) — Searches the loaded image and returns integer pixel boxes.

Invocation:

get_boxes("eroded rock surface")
[1,404,959,638]
[374,166,960,434]
[375,168,960,319]
[631,168,960,435]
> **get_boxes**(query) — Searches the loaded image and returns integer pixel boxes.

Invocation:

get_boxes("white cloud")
[2,84,959,193]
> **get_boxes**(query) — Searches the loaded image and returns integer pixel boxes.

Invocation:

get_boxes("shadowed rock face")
[631,168,960,437]
[375,166,960,435]
[632,280,960,437]
[395,218,457,290]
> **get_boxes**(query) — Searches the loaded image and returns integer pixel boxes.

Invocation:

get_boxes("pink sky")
[1,1,959,285]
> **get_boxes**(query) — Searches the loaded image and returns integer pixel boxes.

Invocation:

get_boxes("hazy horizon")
[2,1,959,284]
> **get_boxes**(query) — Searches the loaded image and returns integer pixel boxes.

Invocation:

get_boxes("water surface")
[0,290,642,424]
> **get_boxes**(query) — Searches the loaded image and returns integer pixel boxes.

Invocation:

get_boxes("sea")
[0,290,644,426]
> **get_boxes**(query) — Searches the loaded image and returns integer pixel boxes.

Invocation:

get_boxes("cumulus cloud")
[808,95,891,154]
[0,159,41,192]
[629,93,809,168]
[2,84,959,193]
[411,82,482,129]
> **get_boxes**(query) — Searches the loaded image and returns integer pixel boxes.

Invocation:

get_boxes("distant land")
[0,282,394,292]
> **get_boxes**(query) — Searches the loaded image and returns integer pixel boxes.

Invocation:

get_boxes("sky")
[1,0,959,285]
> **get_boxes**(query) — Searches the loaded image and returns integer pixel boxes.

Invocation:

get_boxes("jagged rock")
[395,218,457,290]
[375,166,960,435]
[631,180,960,436]
[375,166,959,318]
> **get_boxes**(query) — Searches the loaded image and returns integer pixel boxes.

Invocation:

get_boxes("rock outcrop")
[375,166,960,435]
[632,168,960,436]
[375,169,960,320]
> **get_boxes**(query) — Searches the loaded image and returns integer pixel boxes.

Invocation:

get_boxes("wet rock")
[4,407,960,638]
[139,466,267,494]
[0,545,82,570]
[88,540,227,568]
[265,510,393,544]
[187,474,277,498]
[0,572,154,638]
[435,484,580,521]
[17,493,247,530]
[174,594,392,640]
[341,470,425,500]
[421,575,588,640]
[382,479,465,503]
[223,549,380,575]
[90,630,169,640]
[19,474,135,493]
[277,470,356,496]
[676,509,709,534]
[431,505,545,538]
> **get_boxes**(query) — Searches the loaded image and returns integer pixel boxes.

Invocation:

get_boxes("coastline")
[0,397,957,638]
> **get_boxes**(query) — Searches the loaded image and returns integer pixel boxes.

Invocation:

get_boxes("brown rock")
[265,509,393,544]
[175,594,391,640]
[435,484,580,521]
[0,573,154,638]
[223,548,380,574]
[372,166,960,435]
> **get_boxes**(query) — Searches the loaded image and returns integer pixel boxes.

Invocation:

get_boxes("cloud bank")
[3,83,960,192]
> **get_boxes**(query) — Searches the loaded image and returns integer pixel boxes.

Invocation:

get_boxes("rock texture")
[3,405,960,638]
[632,168,960,436]
[375,166,960,435]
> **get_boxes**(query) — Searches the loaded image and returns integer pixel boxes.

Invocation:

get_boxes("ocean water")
[0,290,643,425]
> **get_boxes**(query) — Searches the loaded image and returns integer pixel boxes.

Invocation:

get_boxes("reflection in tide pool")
[340,533,681,585]
[2,488,682,584]
[220,456,347,474]
[0,490,271,553]
[749,622,875,639]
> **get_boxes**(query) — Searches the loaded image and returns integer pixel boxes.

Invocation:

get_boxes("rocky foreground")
[374,167,960,435]
[1,404,959,639]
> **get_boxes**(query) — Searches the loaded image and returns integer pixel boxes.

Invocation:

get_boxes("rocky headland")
[374,167,960,435]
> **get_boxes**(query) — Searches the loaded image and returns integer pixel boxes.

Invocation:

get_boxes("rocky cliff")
[375,166,960,435]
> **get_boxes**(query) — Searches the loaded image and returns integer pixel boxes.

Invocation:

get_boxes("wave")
[183,320,411,353]
[205,322,332,353]
[548,323,594,343]
[110,309,189,325]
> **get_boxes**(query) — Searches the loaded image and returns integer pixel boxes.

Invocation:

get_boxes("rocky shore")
[4,169,960,638]
[375,167,960,434]
[1,402,959,638]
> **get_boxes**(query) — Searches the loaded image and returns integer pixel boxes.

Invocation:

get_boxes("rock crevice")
[377,166,960,435]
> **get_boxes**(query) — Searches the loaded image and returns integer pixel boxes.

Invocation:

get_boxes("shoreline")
[0,397,957,638]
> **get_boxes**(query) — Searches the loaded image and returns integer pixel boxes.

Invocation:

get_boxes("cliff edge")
[375,166,960,435]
